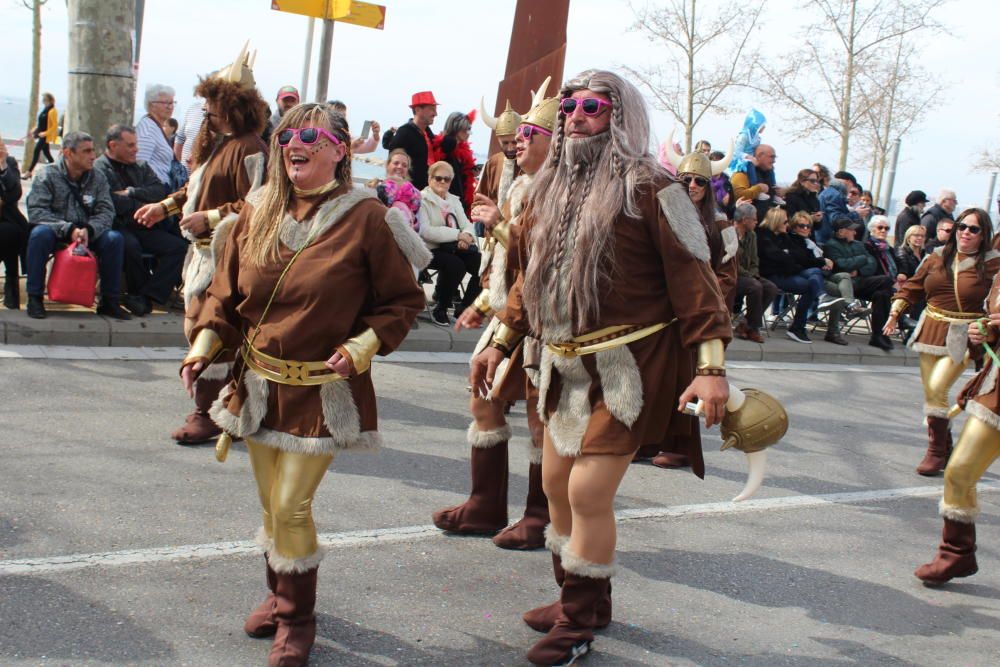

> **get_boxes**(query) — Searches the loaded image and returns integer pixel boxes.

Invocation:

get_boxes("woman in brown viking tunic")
[885,208,1000,476]
[915,257,1000,585]
[179,104,427,667]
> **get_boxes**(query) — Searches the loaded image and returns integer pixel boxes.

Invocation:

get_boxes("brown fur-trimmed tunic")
[958,276,1000,431]
[499,175,732,458]
[191,184,427,454]
[476,152,519,204]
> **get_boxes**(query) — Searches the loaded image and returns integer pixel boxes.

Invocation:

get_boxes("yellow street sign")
[271,0,385,29]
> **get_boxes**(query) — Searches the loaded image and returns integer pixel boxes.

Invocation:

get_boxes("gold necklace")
[293,179,339,198]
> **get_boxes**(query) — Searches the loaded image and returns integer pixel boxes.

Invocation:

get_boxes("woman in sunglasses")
[865,215,907,290]
[886,208,1000,477]
[179,103,427,667]
[782,168,824,226]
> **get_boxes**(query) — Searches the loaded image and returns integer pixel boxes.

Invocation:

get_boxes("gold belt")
[243,345,347,386]
[925,304,983,324]
[546,321,673,358]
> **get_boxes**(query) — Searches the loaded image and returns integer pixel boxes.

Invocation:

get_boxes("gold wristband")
[695,367,727,377]
[161,197,180,217]
[491,322,524,355]
[206,209,222,230]
[890,299,908,318]
[472,290,495,318]
[182,329,224,371]
[338,328,380,375]
[491,220,510,249]
[696,339,726,371]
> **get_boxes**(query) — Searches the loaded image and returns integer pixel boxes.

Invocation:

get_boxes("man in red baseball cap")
[384,90,438,189]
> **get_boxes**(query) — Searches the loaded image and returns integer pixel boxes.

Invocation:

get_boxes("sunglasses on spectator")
[681,175,709,188]
[875,225,889,231]
[560,97,613,117]
[957,222,981,235]
[432,175,453,184]
[277,127,342,147]
[518,124,552,141]
[804,178,819,183]
[795,223,812,230]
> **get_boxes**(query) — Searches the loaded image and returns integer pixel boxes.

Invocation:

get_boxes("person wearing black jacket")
[757,207,825,343]
[783,168,823,224]
[920,189,957,248]
[0,135,28,309]
[384,91,438,189]
[94,124,186,316]
[894,190,928,248]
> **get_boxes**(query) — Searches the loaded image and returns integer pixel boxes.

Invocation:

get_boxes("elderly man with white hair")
[920,188,958,244]
[136,84,178,187]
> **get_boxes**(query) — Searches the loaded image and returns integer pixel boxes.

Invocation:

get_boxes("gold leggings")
[246,438,334,561]
[943,415,1000,512]
[919,353,968,414]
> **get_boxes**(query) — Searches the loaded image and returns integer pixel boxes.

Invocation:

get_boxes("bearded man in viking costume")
[432,81,556,550]
[476,97,522,205]
[135,44,269,445]
[472,70,732,666]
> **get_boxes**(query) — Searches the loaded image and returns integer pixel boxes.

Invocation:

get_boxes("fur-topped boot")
[915,517,978,585]
[493,450,549,549]
[917,416,951,476]
[432,423,510,534]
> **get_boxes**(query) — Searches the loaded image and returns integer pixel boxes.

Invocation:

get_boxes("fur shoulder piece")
[721,225,739,264]
[385,205,433,269]
[656,182,710,262]
[278,186,377,251]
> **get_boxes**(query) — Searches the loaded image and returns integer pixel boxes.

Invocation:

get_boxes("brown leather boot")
[268,567,318,667]
[915,518,978,586]
[526,564,611,666]
[171,376,226,444]
[432,426,509,534]
[524,550,612,633]
[652,452,691,469]
[917,416,951,476]
[632,443,660,461]
[493,460,549,550]
[245,556,279,638]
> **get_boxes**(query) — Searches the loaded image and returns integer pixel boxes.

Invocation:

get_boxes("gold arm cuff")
[491,322,524,354]
[182,329,224,369]
[491,220,510,249]
[697,339,726,371]
[890,299,909,318]
[338,328,381,375]
[472,290,495,318]
[161,197,180,217]
[206,209,222,230]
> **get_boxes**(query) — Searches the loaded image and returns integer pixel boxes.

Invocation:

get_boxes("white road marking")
[2,483,996,576]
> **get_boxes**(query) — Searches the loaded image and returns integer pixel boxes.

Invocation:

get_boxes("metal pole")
[300,18,315,101]
[881,138,901,215]
[984,172,997,214]
[314,19,334,103]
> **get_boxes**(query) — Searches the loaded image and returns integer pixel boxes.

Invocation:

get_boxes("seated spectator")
[419,161,481,327]
[787,211,853,345]
[925,218,954,254]
[25,131,129,320]
[847,182,873,229]
[432,111,476,215]
[817,175,860,244]
[136,84,178,188]
[0,134,28,309]
[824,217,895,351]
[783,169,824,227]
[896,225,926,278]
[732,143,779,221]
[732,203,776,343]
[368,149,422,231]
[866,215,906,290]
[921,189,957,247]
[894,190,928,248]
[756,206,825,343]
[94,124,187,316]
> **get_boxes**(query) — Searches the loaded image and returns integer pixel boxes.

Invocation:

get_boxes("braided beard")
[523,131,623,339]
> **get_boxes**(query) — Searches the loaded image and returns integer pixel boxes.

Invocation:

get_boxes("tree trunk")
[65,0,137,138]
[21,0,43,168]
[837,0,859,171]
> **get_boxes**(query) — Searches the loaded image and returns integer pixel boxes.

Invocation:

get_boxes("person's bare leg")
[565,453,633,564]
[541,428,575,537]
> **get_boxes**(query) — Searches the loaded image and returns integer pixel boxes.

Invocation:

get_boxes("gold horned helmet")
[480,98,523,137]
[520,76,560,134]
[664,130,732,180]
[213,40,258,90]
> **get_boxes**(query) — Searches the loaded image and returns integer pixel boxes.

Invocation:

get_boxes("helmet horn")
[531,76,552,110]
[712,140,733,176]
[479,97,497,130]
[663,129,684,169]
[732,450,767,502]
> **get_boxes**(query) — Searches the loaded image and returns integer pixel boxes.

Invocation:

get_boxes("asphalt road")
[1,357,998,666]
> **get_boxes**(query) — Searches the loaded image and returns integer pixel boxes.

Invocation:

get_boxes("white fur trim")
[279,187,376,251]
[527,443,544,465]
[911,341,949,356]
[939,498,979,524]
[210,372,269,438]
[487,244,509,313]
[319,380,363,448]
[975,363,999,398]
[595,346,644,428]
[198,362,231,381]
[182,212,239,307]
[906,309,927,351]
[924,405,951,419]
[547,355,593,458]
[255,526,274,554]
[544,525,570,555]
[721,225,739,264]
[472,317,500,361]
[945,323,969,364]
[965,400,1000,433]
[561,545,616,579]
[244,152,266,192]
[467,421,511,448]
[251,427,380,455]
[536,346,554,425]
[656,182,710,263]
[498,157,516,207]
[268,545,326,574]
[181,164,206,218]
[385,205,433,269]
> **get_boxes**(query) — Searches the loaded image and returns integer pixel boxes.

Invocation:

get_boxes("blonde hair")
[902,224,926,246]
[428,160,454,179]
[790,211,812,229]
[761,207,788,233]
[243,103,352,266]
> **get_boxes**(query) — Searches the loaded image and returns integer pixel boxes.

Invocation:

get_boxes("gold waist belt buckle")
[925,304,983,324]
[243,345,347,386]
[546,321,672,358]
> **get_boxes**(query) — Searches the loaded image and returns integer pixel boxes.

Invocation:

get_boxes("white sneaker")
[817,295,845,312]
[756,193,770,201]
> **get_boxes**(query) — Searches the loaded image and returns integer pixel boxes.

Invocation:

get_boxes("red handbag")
[47,241,98,307]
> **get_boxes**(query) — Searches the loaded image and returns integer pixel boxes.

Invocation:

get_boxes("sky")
[1,0,996,215]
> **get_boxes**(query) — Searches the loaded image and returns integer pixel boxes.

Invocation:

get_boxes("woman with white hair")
[865,214,906,289]
[136,84,178,187]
